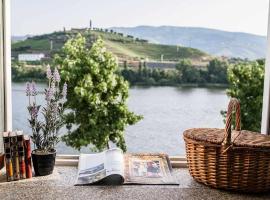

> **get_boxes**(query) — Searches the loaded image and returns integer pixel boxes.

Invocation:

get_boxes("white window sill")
[55,155,187,168]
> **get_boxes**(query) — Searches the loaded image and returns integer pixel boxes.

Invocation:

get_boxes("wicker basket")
[183,98,270,192]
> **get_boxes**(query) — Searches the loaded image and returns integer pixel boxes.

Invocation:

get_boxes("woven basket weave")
[183,98,270,192]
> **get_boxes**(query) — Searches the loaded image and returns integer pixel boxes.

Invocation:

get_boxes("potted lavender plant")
[26,65,67,176]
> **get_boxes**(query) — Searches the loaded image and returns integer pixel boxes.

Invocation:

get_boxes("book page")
[124,153,177,185]
[75,152,106,185]
[75,148,125,185]
[104,148,124,177]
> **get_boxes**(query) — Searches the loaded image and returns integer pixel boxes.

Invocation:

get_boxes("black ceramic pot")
[32,150,56,176]
[0,154,4,170]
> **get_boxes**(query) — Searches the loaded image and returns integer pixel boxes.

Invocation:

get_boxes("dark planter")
[32,150,56,176]
[0,154,4,170]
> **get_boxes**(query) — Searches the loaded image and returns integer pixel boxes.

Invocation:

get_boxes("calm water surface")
[12,82,228,155]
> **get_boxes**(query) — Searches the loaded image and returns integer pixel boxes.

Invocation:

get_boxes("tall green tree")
[225,60,264,132]
[176,59,200,83]
[207,59,228,84]
[55,35,142,151]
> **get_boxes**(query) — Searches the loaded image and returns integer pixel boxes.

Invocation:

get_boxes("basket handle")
[222,98,241,146]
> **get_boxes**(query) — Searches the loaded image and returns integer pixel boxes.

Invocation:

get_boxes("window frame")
[0,0,4,133]
[0,0,12,152]
[0,0,11,132]
[261,1,270,135]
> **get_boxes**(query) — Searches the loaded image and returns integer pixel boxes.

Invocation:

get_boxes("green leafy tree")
[55,35,142,151]
[224,60,264,131]
[207,59,228,84]
[176,59,200,83]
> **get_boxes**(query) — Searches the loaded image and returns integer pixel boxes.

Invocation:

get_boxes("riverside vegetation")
[120,58,228,86]
[12,58,229,86]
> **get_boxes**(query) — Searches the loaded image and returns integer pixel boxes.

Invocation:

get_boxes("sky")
[11,0,269,36]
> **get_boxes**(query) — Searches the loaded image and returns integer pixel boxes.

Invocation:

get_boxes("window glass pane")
[11,0,269,155]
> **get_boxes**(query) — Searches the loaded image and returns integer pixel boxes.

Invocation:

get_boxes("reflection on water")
[12,83,228,155]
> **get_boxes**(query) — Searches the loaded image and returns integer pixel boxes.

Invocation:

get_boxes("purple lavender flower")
[51,81,56,94]
[26,82,31,96]
[52,103,58,114]
[53,68,60,83]
[31,81,38,96]
[31,106,39,118]
[45,88,53,101]
[62,82,67,99]
[46,65,52,79]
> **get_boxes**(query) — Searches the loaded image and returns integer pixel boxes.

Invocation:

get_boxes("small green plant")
[55,34,142,152]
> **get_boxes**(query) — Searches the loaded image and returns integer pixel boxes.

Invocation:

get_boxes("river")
[12,82,228,155]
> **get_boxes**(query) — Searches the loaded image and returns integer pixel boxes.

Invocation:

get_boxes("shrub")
[224,60,264,132]
[55,34,142,151]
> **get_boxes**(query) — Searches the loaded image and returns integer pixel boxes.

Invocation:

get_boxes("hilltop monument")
[89,20,92,30]
[50,40,53,50]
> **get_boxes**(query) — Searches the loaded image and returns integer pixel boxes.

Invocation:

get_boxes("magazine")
[75,148,178,185]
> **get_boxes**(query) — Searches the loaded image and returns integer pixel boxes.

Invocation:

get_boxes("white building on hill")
[18,53,45,61]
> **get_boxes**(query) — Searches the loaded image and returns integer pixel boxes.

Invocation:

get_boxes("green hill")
[12,29,211,63]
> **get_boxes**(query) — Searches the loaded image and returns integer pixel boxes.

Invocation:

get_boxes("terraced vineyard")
[12,29,211,65]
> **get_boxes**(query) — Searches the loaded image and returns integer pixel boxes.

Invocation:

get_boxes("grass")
[106,41,206,61]
[12,38,51,51]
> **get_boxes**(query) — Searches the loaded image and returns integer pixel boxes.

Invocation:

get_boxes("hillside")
[12,35,33,43]
[12,29,210,64]
[111,26,267,60]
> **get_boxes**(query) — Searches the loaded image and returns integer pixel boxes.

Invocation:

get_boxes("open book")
[75,148,178,185]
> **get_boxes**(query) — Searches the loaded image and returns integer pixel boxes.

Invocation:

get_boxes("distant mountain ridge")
[111,26,267,60]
